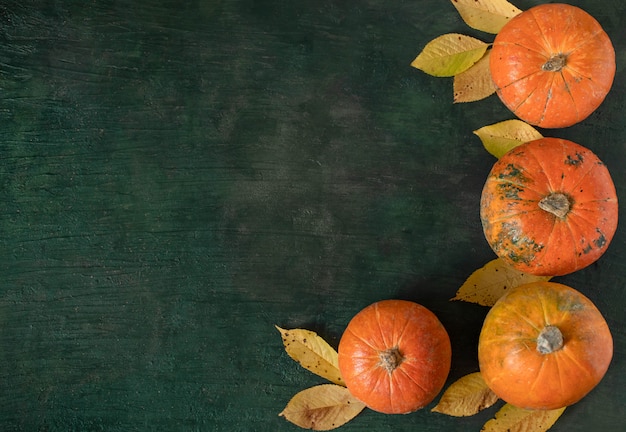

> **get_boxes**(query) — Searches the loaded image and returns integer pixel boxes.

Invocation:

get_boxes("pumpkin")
[490,4,615,128]
[480,137,618,276]
[478,281,613,410]
[337,299,451,414]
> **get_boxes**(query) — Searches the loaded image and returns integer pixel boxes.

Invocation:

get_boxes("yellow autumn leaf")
[453,50,496,103]
[276,326,344,386]
[481,403,566,432]
[432,372,499,417]
[451,0,522,34]
[411,33,488,77]
[279,384,366,431]
[451,258,551,307]
[474,120,543,158]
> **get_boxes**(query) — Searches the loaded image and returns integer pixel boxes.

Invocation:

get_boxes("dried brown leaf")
[453,50,496,103]
[432,372,499,417]
[279,384,366,430]
[451,0,522,34]
[276,326,344,386]
[451,258,551,307]
[481,403,566,432]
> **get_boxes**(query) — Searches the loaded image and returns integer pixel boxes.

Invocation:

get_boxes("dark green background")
[0,0,624,430]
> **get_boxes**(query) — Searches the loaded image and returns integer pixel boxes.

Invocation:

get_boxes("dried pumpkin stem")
[378,347,404,374]
[538,192,571,218]
[542,53,568,72]
[536,325,564,354]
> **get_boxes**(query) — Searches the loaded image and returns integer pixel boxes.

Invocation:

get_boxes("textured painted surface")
[0,1,624,431]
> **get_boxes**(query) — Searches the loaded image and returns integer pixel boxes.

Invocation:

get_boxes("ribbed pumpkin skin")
[478,282,613,410]
[480,137,618,276]
[337,300,451,414]
[490,4,615,128]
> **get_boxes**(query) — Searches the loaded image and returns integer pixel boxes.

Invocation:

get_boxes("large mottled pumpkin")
[480,137,618,276]
[478,281,613,410]
[337,300,451,414]
[490,4,615,128]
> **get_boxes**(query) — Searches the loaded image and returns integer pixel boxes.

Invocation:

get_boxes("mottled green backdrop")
[0,0,624,430]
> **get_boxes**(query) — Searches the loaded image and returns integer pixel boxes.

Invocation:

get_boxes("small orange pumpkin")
[490,4,615,128]
[478,281,613,410]
[480,137,618,276]
[337,300,451,414]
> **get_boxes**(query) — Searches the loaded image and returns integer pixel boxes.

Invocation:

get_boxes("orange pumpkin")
[480,137,618,276]
[337,300,451,414]
[478,281,613,410]
[490,4,615,128]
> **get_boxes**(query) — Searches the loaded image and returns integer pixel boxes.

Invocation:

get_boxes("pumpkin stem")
[536,325,564,354]
[542,53,568,72]
[378,347,404,374]
[538,193,571,218]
